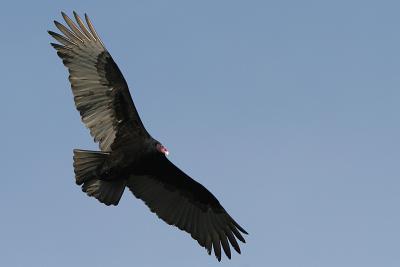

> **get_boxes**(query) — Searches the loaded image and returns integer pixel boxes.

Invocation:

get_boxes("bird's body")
[49,11,247,261]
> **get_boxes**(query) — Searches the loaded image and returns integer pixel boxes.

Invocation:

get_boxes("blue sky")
[1,1,400,266]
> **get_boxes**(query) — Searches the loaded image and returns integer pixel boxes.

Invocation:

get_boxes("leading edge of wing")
[48,11,150,150]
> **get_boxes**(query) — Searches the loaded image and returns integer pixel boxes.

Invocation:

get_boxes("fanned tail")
[73,149,126,206]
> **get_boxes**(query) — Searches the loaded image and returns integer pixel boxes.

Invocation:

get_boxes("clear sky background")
[1,1,399,266]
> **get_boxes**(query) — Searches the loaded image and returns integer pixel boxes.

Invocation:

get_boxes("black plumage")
[49,11,247,261]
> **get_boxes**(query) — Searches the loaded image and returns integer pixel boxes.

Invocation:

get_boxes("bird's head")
[156,142,169,156]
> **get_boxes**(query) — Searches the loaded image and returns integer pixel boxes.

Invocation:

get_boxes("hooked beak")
[162,147,169,156]
[158,144,169,156]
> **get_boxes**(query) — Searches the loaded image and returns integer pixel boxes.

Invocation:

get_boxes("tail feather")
[73,149,109,185]
[73,149,126,206]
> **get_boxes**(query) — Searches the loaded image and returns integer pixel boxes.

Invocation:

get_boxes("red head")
[156,143,169,156]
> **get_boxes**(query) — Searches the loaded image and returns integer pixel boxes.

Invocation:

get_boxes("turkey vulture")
[48,12,247,261]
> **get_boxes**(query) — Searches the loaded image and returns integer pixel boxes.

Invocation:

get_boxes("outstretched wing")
[49,12,149,151]
[127,156,248,261]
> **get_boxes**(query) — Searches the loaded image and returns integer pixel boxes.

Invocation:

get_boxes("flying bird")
[48,12,247,261]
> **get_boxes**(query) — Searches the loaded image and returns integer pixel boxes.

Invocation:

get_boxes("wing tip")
[236,223,249,235]
[50,42,63,49]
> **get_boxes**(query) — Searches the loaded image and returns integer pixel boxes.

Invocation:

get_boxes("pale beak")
[161,146,169,156]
